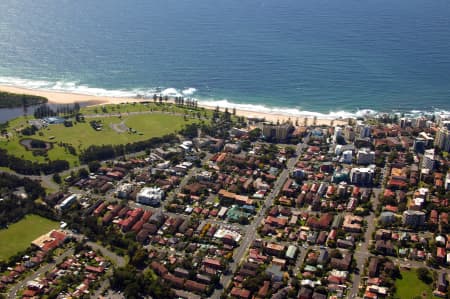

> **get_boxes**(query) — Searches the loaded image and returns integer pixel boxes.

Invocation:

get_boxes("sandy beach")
[0,85,348,126]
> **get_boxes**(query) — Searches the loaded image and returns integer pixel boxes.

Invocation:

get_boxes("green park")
[0,102,205,167]
[394,269,437,299]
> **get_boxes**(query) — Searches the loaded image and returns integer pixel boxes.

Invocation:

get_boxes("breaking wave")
[0,76,447,120]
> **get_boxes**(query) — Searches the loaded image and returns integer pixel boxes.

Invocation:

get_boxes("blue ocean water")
[0,0,449,117]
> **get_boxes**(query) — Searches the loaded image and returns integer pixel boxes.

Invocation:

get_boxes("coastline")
[0,85,348,126]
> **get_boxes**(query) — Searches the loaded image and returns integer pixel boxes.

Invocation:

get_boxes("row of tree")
[0,148,69,175]
[174,96,198,108]
[79,134,178,163]
[0,91,47,108]
[33,103,81,119]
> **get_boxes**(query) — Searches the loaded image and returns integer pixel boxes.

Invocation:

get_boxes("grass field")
[0,109,201,166]
[394,270,436,299]
[80,102,213,118]
[0,214,59,261]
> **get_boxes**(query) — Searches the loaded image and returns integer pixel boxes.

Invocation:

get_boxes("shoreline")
[0,85,349,126]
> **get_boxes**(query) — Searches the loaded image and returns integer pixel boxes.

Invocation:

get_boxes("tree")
[88,161,101,173]
[78,168,89,178]
[416,267,432,284]
[52,173,62,184]
[130,248,147,268]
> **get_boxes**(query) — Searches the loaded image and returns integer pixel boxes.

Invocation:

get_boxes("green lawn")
[0,110,200,167]
[394,270,436,299]
[80,102,213,118]
[0,214,59,261]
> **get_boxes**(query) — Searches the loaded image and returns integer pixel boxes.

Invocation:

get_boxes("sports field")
[0,214,59,261]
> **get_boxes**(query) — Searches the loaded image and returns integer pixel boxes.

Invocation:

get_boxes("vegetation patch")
[394,270,436,299]
[0,214,59,261]
[0,91,47,108]
[20,138,53,151]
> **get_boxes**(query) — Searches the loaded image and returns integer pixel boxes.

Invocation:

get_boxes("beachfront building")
[358,124,371,138]
[258,122,293,141]
[436,127,450,152]
[136,187,165,206]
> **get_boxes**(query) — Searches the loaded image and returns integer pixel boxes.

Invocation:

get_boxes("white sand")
[0,85,348,126]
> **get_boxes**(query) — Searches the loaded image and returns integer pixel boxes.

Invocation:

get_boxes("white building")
[350,166,375,186]
[358,125,371,138]
[422,149,435,170]
[402,210,426,227]
[117,183,133,199]
[446,173,450,191]
[136,187,164,206]
[56,194,78,211]
[333,126,343,143]
[341,150,353,164]
[435,127,450,152]
[356,148,375,165]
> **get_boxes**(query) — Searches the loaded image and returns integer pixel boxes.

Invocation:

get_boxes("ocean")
[0,0,449,118]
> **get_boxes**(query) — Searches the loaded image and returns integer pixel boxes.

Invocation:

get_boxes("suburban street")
[7,249,75,299]
[211,142,306,299]
[349,187,380,298]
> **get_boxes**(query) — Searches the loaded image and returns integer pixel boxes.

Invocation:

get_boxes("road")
[349,157,389,299]
[349,187,380,298]
[7,248,74,299]
[211,143,306,299]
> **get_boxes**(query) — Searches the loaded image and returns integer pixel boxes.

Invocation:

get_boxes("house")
[368,257,379,278]
[312,292,327,299]
[203,258,223,270]
[151,261,168,276]
[230,287,251,299]
[174,267,190,279]
[336,238,354,249]
[264,243,286,257]
[298,287,313,299]
[437,272,448,293]
[266,264,284,282]
[163,273,185,289]
[306,213,333,230]
[330,253,352,271]
[375,240,395,255]
[31,230,67,252]
[342,214,363,233]
[184,280,207,293]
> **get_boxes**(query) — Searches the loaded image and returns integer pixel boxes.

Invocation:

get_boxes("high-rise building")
[422,149,435,170]
[356,148,375,165]
[344,126,355,141]
[350,167,375,186]
[358,125,371,138]
[259,122,293,141]
[435,127,450,152]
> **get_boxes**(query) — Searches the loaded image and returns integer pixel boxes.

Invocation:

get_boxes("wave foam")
[182,87,197,96]
[197,98,378,119]
[0,76,447,120]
